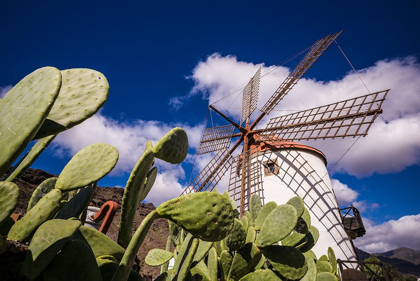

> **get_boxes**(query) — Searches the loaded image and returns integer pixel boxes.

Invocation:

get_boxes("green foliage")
[0,181,19,224]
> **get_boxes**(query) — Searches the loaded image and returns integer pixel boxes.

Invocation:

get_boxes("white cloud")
[183,54,420,178]
[354,214,420,252]
[0,85,12,98]
[331,179,359,205]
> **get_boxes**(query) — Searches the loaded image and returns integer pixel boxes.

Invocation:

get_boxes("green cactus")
[227,218,247,251]
[319,255,328,262]
[34,68,109,139]
[192,239,214,264]
[55,185,94,219]
[27,177,57,211]
[0,67,61,177]
[220,250,233,281]
[303,250,317,261]
[316,261,332,273]
[77,225,125,261]
[156,192,234,242]
[240,215,249,233]
[262,245,308,280]
[246,226,256,243]
[0,181,19,225]
[287,196,305,217]
[299,226,319,253]
[255,204,298,248]
[152,127,188,164]
[316,272,337,281]
[208,247,218,281]
[254,201,277,231]
[8,188,62,242]
[42,239,102,281]
[5,134,56,182]
[172,234,200,281]
[55,142,119,192]
[249,194,261,226]
[281,230,307,247]
[327,247,337,274]
[190,260,211,281]
[146,248,174,266]
[161,236,172,274]
[301,256,317,281]
[20,219,81,280]
[227,243,262,281]
[239,269,282,280]
[118,149,154,248]
[97,256,143,281]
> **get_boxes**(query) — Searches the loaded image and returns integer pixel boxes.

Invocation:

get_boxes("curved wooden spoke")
[241,67,261,125]
[197,124,235,155]
[258,90,389,141]
[182,149,233,195]
[261,31,342,115]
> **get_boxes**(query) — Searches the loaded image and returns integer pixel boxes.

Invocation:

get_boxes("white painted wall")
[250,147,357,262]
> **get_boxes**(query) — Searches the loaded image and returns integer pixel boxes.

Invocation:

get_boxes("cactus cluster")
[146,193,340,281]
[0,67,338,281]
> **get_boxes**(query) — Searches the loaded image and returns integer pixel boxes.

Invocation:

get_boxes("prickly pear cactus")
[152,127,188,164]
[5,134,56,182]
[20,219,82,280]
[34,68,109,139]
[8,188,62,242]
[156,192,234,241]
[239,269,282,280]
[227,218,247,251]
[262,245,308,280]
[0,67,61,176]
[55,142,119,191]
[27,177,57,211]
[0,181,19,225]
[145,248,174,266]
[55,185,94,219]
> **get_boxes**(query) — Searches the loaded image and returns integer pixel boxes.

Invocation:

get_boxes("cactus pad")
[20,219,81,280]
[220,250,233,280]
[255,204,298,248]
[249,194,262,226]
[287,196,305,217]
[42,239,101,281]
[254,201,277,231]
[0,181,19,225]
[227,218,247,251]
[152,127,188,164]
[227,243,262,281]
[316,272,337,281]
[157,192,234,242]
[145,248,174,266]
[8,188,62,242]
[0,67,61,176]
[27,177,57,211]
[77,225,125,261]
[328,247,337,274]
[300,226,319,253]
[262,245,308,280]
[55,143,118,191]
[301,256,317,281]
[316,261,332,273]
[193,239,214,263]
[55,185,94,219]
[5,134,56,182]
[239,269,282,280]
[34,68,109,139]
[119,149,154,248]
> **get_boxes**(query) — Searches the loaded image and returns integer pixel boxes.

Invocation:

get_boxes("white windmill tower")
[181,31,389,263]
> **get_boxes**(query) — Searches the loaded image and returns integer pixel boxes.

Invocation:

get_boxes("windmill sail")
[240,67,261,125]
[258,90,388,141]
[197,124,235,155]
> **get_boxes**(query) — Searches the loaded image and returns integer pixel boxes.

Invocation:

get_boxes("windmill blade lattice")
[182,149,233,195]
[258,90,388,141]
[240,67,261,125]
[261,31,342,115]
[197,124,235,155]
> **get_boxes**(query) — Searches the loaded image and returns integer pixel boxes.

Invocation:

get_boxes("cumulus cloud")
[354,214,420,252]
[331,179,359,206]
[49,111,203,205]
[181,54,420,178]
[0,85,12,98]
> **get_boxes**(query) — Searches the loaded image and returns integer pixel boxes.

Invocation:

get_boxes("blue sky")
[1,1,419,252]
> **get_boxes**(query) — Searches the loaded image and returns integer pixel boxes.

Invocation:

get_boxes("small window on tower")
[264,159,279,176]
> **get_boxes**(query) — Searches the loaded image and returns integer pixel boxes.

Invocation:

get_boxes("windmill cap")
[251,134,327,166]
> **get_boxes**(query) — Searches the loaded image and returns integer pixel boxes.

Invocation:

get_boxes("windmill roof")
[251,134,327,165]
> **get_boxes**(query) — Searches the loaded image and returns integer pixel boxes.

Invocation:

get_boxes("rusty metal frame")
[337,259,392,281]
[197,124,235,155]
[258,90,388,141]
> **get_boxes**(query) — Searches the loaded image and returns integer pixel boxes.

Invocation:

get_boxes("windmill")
[181,31,389,262]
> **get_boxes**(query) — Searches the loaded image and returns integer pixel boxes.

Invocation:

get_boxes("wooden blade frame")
[197,124,235,155]
[240,67,261,125]
[182,149,233,195]
[258,90,389,141]
[228,147,264,212]
[259,31,343,117]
